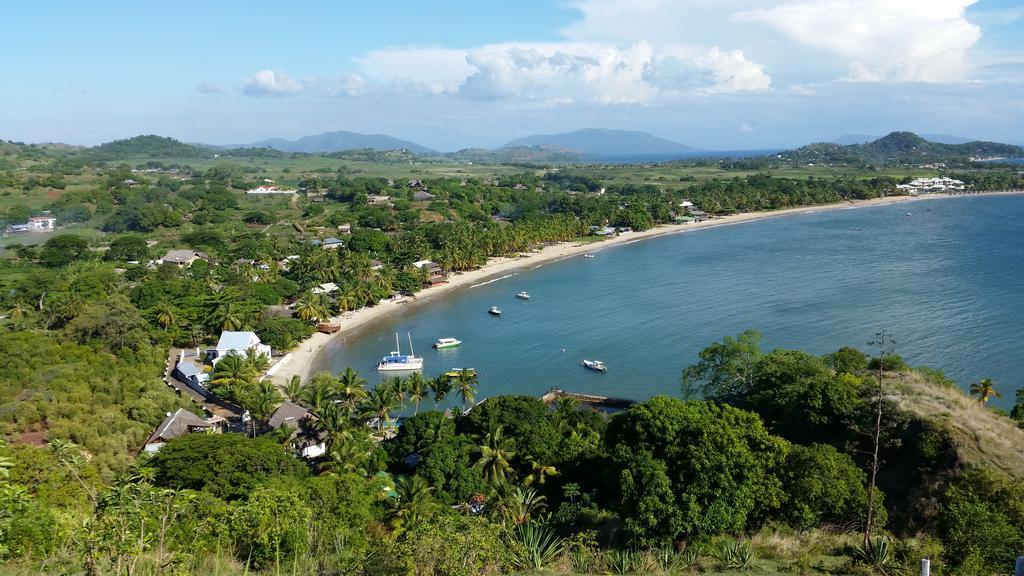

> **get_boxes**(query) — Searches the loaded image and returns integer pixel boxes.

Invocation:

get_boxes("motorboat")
[581,359,607,372]
[443,368,477,379]
[433,337,462,349]
[377,332,424,371]
[582,253,596,259]
[515,291,530,300]
[488,306,502,316]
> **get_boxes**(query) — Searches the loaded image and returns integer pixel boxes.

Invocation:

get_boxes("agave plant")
[506,520,565,571]
[604,549,642,575]
[850,538,899,575]
[653,544,701,574]
[713,539,756,572]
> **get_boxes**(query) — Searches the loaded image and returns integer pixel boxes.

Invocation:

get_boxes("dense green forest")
[0,137,1023,574]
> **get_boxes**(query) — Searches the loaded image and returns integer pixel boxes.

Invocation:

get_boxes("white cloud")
[735,0,982,82]
[243,69,303,97]
[353,42,770,104]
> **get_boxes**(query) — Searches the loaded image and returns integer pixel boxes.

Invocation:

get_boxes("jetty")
[540,388,636,414]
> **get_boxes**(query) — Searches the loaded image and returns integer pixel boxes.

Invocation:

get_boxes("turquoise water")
[315,195,1024,409]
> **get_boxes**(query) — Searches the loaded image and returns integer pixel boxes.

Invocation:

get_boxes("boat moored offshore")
[488,306,502,316]
[433,337,462,349]
[377,332,424,371]
[516,291,530,300]
[581,359,607,372]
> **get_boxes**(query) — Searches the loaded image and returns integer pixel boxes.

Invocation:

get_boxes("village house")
[407,179,423,188]
[337,223,352,235]
[140,408,218,454]
[268,401,326,458]
[412,190,436,201]
[370,259,385,271]
[208,331,271,365]
[688,210,709,222]
[159,249,207,267]
[321,237,344,250]
[312,282,339,295]
[27,215,57,230]
[412,259,447,285]
[367,194,392,206]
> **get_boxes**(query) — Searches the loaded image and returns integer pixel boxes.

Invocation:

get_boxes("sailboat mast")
[395,332,401,354]
[408,332,415,357]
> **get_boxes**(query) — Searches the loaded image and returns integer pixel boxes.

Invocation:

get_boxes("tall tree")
[969,378,1001,405]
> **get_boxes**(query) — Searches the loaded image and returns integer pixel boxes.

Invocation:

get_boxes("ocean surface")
[314,195,1024,410]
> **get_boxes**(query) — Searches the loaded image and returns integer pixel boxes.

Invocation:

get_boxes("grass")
[891,370,1024,477]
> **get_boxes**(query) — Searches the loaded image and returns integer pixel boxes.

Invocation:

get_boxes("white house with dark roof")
[141,409,214,453]
[268,401,326,458]
[209,331,271,365]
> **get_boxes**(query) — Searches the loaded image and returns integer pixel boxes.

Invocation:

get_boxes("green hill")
[87,134,211,159]
[780,131,1023,165]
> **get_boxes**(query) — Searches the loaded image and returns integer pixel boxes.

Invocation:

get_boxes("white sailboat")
[377,332,424,371]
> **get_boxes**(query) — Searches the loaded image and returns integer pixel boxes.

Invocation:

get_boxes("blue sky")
[3,0,1023,150]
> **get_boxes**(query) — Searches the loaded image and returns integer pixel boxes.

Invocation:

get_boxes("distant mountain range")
[781,132,1024,165]
[501,128,700,160]
[52,130,1024,165]
[236,130,436,155]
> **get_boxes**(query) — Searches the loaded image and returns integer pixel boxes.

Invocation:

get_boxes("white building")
[246,185,297,194]
[27,216,57,230]
[209,331,271,365]
[896,177,966,195]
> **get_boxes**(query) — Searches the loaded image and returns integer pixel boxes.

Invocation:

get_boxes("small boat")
[906,212,912,216]
[377,332,424,372]
[433,337,462,349]
[443,368,477,379]
[582,253,596,259]
[488,306,501,316]
[581,359,607,372]
[516,291,530,300]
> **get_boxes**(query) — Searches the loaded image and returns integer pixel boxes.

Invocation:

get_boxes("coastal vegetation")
[0,136,1022,573]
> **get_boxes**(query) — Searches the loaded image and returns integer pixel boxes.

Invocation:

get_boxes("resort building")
[268,401,326,458]
[209,331,271,365]
[312,282,339,295]
[896,177,966,195]
[141,408,216,454]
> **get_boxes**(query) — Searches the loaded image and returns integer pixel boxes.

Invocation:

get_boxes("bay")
[315,195,1024,409]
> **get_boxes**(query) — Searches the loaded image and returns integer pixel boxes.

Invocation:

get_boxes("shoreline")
[269,190,1023,385]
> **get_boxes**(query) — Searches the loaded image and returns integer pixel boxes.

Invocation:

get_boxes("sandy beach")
[268,191,1018,385]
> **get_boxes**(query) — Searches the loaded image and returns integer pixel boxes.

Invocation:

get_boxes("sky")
[2,0,1023,151]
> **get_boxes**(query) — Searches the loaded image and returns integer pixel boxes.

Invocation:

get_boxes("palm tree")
[215,301,245,332]
[335,288,358,313]
[243,347,270,375]
[428,376,453,409]
[295,292,331,323]
[283,375,304,402]
[211,354,254,390]
[363,386,398,434]
[386,376,408,417]
[336,367,368,413]
[501,486,547,525]
[454,369,479,413]
[387,475,437,535]
[405,373,427,415]
[474,423,516,488]
[969,378,1001,405]
[312,404,353,453]
[523,460,559,487]
[302,375,334,412]
[249,380,282,421]
[154,300,176,330]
